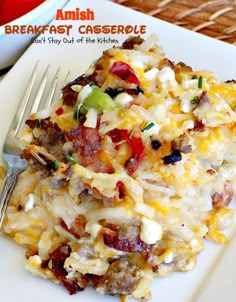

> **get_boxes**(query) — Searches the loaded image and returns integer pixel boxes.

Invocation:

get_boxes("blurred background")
[116,0,236,44]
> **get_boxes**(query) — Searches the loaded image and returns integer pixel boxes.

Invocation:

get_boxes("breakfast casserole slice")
[3,34,236,300]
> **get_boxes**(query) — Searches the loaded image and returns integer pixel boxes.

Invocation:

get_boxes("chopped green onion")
[53,160,59,170]
[35,119,40,128]
[64,153,78,165]
[89,81,95,86]
[82,87,116,114]
[129,129,135,139]
[142,122,155,132]
[78,104,89,116]
[73,109,79,120]
[190,96,199,104]
[198,76,203,88]
[74,87,116,118]
[73,102,83,120]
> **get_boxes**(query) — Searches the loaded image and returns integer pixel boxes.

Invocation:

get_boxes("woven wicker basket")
[116,0,236,44]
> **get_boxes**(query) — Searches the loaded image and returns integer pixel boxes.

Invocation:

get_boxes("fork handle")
[0,170,19,230]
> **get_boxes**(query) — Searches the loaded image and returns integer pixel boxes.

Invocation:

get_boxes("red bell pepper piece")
[55,107,64,116]
[109,62,140,85]
[108,129,145,175]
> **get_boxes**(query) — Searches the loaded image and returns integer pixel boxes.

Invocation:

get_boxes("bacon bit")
[124,158,139,175]
[109,62,140,85]
[159,58,175,70]
[121,35,144,49]
[198,91,209,106]
[103,231,151,253]
[60,215,88,239]
[49,244,71,266]
[22,118,66,168]
[192,119,205,132]
[173,61,192,73]
[63,166,73,177]
[171,134,192,154]
[62,73,97,106]
[116,181,124,188]
[55,107,64,115]
[41,259,50,269]
[225,79,236,83]
[17,204,23,211]
[63,278,85,295]
[108,128,124,143]
[47,245,84,294]
[152,264,159,272]
[46,245,88,294]
[121,130,145,175]
[207,169,216,175]
[25,119,37,129]
[212,180,234,209]
[25,118,42,129]
[39,117,62,132]
[66,126,101,157]
[116,181,126,199]
[108,129,145,175]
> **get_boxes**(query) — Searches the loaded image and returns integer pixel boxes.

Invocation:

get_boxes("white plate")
[0,0,236,301]
[0,0,69,69]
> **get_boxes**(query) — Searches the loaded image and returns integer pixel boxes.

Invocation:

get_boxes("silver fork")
[0,62,68,229]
